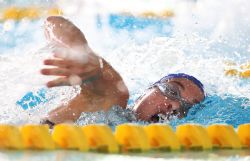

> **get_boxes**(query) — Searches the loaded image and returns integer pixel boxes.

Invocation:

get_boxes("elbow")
[120,88,129,108]
[116,80,129,108]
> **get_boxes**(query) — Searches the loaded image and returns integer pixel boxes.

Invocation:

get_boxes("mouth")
[149,113,170,123]
[149,109,180,123]
[150,114,160,123]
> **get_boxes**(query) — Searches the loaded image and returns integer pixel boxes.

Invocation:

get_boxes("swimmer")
[41,16,205,126]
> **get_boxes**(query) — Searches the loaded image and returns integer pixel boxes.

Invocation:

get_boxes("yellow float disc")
[1,6,63,21]
[224,61,250,78]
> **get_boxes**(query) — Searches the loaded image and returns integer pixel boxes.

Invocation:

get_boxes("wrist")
[80,58,129,109]
[80,57,103,86]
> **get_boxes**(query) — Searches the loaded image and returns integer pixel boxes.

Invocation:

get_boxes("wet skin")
[41,16,129,124]
[133,78,205,122]
[41,16,204,125]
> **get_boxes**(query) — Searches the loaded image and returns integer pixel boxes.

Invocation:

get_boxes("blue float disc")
[16,88,48,110]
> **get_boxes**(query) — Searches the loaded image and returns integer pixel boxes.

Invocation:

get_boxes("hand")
[42,16,101,88]
[40,16,129,125]
[41,49,101,88]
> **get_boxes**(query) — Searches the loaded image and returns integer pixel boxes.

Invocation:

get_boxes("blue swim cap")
[155,73,204,94]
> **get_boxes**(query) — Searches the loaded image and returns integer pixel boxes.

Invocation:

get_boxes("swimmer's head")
[133,73,205,122]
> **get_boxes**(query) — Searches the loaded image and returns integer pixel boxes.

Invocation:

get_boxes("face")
[133,78,205,122]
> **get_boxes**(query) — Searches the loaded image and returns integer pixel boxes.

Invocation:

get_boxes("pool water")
[0,149,249,161]
[0,0,250,160]
[0,0,250,127]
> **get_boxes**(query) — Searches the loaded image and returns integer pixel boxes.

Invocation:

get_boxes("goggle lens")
[154,82,192,118]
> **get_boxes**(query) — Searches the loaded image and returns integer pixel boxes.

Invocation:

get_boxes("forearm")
[47,58,129,124]
[80,58,129,110]
[43,16,129,124]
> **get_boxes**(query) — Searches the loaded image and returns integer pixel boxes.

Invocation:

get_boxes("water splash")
[76,106,137,130]
[0,0,249,127]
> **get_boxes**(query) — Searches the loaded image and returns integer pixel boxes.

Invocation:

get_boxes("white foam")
[0,0,249,125]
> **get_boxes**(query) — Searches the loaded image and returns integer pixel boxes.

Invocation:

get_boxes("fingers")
[41,68,71,76]
[52,48,68,59]
[44,57,86,67]
[42,58,97,77]
[47,77,70,87]
[44,59,73,68]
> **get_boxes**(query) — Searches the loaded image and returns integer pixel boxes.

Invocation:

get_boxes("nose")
[156,103,173,113]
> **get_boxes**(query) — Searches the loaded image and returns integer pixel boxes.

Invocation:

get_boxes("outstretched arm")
[41,16,129,124]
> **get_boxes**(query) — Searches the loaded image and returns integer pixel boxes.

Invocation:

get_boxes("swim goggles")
[153,81,193,118]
